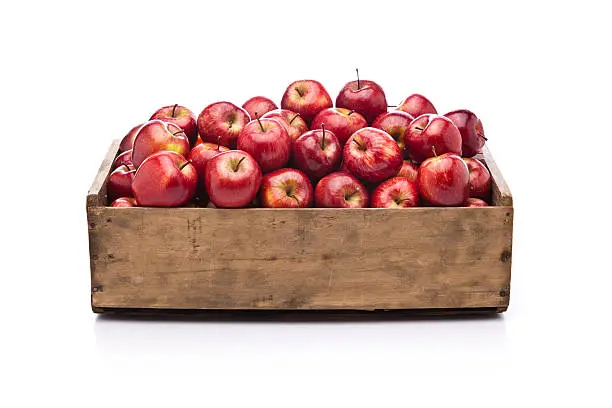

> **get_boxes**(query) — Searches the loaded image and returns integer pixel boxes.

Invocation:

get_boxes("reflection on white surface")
[94,314,508,377]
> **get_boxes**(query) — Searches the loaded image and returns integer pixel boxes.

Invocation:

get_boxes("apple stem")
[431,146,437,157]
[179,160,192,171]
[479,134,489,141]
[234,156,246,172]
[172,130,184,136]
[289,194,300,204]
[289,113,300,125]
[255,112,265,132]
[217,135,222,150]
[387,105,397,108]
[348,110,355,116]
[414,126,424,131]
[295,87,304,97]
[172,104,178,118]
[320,123,326,149]
[356,68,360,89]
[352,138,365,150]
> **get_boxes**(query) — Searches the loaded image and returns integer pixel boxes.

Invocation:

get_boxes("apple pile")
[108,73,492,209]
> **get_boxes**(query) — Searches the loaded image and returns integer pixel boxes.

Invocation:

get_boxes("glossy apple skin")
[131,120,190,167]
[463,157,492,201]
[107,164,136,202]
[242,96,278,120]
[150,104,198,147]
[205,150,262,208]
[405,114,462,163]
[281,80,332,125]
[343,127,403,183]
[445,110,486,157]
[197,102,250,149]
[119,123,144,152]
[292,128,341,180]
[336,80,387,124]
[132,151,196,207]
[112,149,133,170]
[466,198,488,207]
[372,111,414,154]
[260,168,313,208]
[315,172,369,208]
[110,197,138,207]
[396,160,419,183]
[417,153,469,206]
[237,118,291,173]
[261,109,308,142]
[188,142,230,196]
[397,94,437,118]
[310,108,367,147]
[371,177,419,208]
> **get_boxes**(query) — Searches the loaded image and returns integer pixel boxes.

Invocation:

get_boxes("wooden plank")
[88,206,513,311]
[87,139,120,207]
[481,145,513,206]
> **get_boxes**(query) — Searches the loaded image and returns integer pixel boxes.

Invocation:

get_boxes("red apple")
[107,164,136,202]
[371,177,419,208]
[188,140,230,196]
[132,151,196,207]
[131,120,190,167]
[336,70,387,124]
[242,96,278,120]
[119,123,143,152]
[110,197,138,207]
[280,79,332,125]
[150,104,198,147]
[310,108,367,147]
[417,153,469,206]
[315,172,369,208]
[194,135,204,146]
[466,198,488,207]
[397,94,437,117]
[343,127,403,183]
[372,110,415,153]
[396,160,419,183]
[445,110,486,157]
[112,149,133,170]
[237,117,291,173]
[261,109,308,142]
[292,124,341,180]
[463,157,492,201]
[405,114,462,163]
[260,168,313,208]
[205,150,262,208]
[197,102,250,149]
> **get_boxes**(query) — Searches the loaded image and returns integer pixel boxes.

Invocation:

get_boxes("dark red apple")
[315,172,369,208]
[280,79,332,125]
[417,153,469,206]
[150,104,198,147]
[242,96,278,120]
[261,109,308,142]
[372,110,414,153]
[112,149,133,170]
[445,110,486,157]
[371,177,419,208]
[343,127,403,183]
[292,124,341,180]
[260,168,313,208]
[237,116,291,173]
[205,150,262,208]
[463,157,492,201]
[336,70,387,124]
[132,151,196,207]
[119,123,143,152]
[405,114,462,163]
[107,164,136,202]
[396,160,419,183]
[310,107,367,146]
[397,94,437,118]
[110,197,137,207]
[466,198,488,207]
[131,120,190,167]
[197,102,250,149]
[188,140,230,196]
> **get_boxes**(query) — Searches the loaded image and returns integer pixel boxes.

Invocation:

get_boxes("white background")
[1,0,611,406]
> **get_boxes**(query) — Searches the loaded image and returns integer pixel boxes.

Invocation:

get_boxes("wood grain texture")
[481,145,513,206]
[87,206,513,311]
[87,139,120,207]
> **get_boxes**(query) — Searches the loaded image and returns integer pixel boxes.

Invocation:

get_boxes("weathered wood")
[87,139,121,207]
[87,206,513,311]
[481,145,513,206]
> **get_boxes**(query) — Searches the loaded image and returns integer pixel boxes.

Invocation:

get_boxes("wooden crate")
[87,140,513,315]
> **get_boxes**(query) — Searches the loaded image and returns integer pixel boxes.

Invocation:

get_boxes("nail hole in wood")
[500,250,512,263]
[499,290,507,297]
[106,218,112,223]
[92,285,104,293]
[89,222,96,229]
